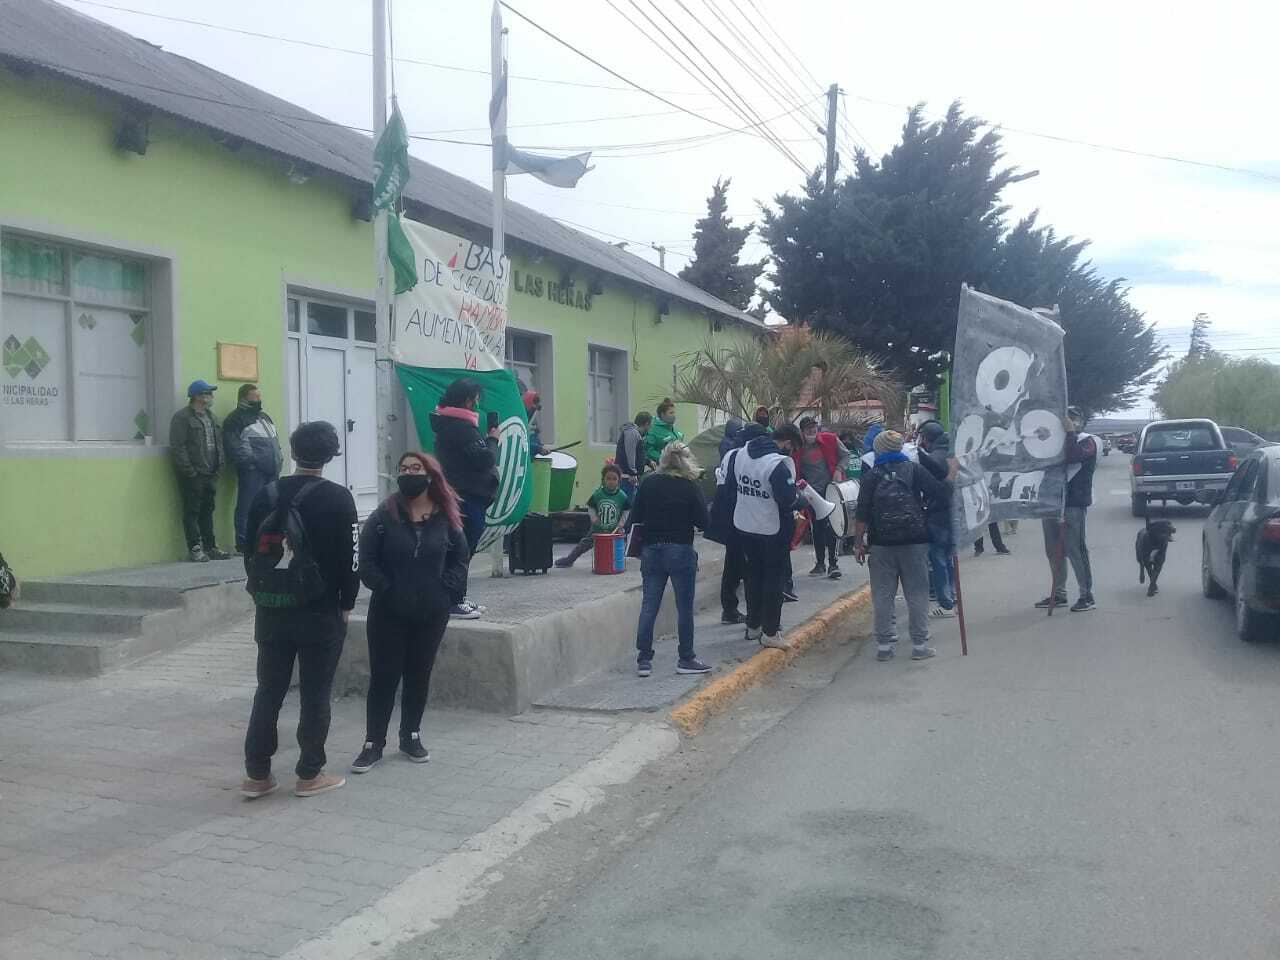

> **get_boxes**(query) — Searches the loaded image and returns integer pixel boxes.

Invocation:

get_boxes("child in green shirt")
[554,464,631,568]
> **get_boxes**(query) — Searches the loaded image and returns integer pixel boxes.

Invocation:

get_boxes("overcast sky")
[55,0,1280,414]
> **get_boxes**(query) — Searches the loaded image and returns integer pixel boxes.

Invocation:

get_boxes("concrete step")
[18,580,183,609]
[0,602,156,636]
[0,632,136,675]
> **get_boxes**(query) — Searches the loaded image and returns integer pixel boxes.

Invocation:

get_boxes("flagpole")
[371,0,395,501]
[488,1,508,578]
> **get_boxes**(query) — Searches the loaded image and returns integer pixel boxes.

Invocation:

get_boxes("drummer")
[796,417,850,581]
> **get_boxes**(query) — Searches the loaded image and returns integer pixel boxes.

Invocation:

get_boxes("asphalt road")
[491,455,1280,960]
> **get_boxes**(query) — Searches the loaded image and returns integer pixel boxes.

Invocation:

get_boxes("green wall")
[0,72,755,578]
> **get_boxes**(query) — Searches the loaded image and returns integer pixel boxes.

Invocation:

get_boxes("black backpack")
[0,551,17,609]
[871,462,927,545]
[246,480,327,609]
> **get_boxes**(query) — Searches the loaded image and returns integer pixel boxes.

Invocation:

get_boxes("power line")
[60,0,714,95]
[420,107,689,136]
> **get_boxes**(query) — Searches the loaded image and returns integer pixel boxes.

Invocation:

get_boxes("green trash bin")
[529,455,552,515]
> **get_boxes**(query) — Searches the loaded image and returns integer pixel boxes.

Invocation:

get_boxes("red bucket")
[592,532,626,575]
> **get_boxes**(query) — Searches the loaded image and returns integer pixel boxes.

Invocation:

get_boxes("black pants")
[179,473,218,550]
[721,536,746,617]
[742,534,788,636]
[365,603,449,748]
[244,607,346,780]
[811,514,839,567]
[974,522,1007,554]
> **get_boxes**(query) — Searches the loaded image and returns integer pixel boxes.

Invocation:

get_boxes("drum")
[547,450,579,512]
[825,479,860,539]
[529,455,553,515]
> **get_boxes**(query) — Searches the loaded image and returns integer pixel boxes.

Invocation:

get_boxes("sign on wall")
[949,285,1068,545]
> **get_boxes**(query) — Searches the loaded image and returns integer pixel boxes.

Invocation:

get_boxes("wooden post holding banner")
[1047,516,1067,617]
[951,554,968,656]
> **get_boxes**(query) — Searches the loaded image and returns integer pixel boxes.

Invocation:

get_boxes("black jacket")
[854,459,948,547]
[1065,433,1098,508]
[169,404,222,478]
[629,473,708,545]
[244,475,360,610]
[359,500,470,620]
[429,410,499,503]
[223,405,283,478]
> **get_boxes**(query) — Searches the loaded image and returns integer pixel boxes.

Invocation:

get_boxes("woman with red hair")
[351,452,469,773]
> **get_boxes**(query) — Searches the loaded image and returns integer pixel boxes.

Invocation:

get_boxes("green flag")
[388,214,417,295]
[372,102,410,212]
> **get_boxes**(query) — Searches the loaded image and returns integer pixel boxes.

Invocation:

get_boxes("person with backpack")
[241,421,359,800]
[350,452,470,774]
[615,411,652,498]
[852,429,950,663]
[429,378,498,620]
[726,422,803,651]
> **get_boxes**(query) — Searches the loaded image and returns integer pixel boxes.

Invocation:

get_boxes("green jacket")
[644,419,683,465]
[169,404,223,478]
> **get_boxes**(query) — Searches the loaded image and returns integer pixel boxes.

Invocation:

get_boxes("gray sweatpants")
[868,543,932,650]
[1041,508,1093,598]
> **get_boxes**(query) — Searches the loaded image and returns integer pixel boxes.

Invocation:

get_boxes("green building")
[0,0,760,578]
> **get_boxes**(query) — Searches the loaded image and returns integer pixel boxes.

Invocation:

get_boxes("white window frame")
[0,223,176,458]
[505,326,555,444]
[586,342,629,448]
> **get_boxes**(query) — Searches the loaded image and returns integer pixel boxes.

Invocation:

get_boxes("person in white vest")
[721,422,802,650]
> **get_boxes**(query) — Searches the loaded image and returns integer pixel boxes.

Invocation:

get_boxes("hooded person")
[860,422,884,472]
[752,406,772,429]
[915,420,957,617]
[718,416,745,461]
[615,411,653,497]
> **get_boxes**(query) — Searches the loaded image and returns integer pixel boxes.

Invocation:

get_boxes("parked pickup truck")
[1131,419,1238,516]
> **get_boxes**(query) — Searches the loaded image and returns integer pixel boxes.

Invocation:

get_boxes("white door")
[347,344,379,514]
[305,342,348,487]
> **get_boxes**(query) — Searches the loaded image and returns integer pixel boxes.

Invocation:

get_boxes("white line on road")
[281,723,680,960]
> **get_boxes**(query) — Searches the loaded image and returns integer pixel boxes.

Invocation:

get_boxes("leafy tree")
[985,215,1165,417]
[1187,312,1213,359]
[673,326,902,424]
[678,178,767,311]
[760,103,1165,415]
[1155,353,1280,432]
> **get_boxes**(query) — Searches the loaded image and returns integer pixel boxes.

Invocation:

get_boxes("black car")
[1220,426,1267,457]
[1201,445,1280,642]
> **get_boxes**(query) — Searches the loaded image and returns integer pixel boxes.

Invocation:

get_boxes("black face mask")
[246,400,263,413]
[397,474,431,498]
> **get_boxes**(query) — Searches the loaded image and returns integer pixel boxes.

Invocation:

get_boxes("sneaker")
[782,590,799,603]
[677,658,712,674]
[1070,596,1096,613]
[240,775,277,799]
[744,625,763,643]
[1033,594,1068,609]
[553,557,574,569]
[760,633,791,650]
[636,660,652,678]
[930,605,956,619]
[828,566,843,580]
[808,563,827,577]
[876,646,895,662]
[294,773,345,798]
[995,548,1012,556]
[399,733,430,763]
[206,547,232,561]
[450,601,482,620]
[911,645,937,661]
[350,743,382,774]
[189,544,210,563]
[721,611,746,625]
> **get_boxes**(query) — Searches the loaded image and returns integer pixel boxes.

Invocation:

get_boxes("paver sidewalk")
[0,619,634,960]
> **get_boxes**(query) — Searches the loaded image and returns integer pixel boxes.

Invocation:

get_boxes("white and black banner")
[949,285,1069,544]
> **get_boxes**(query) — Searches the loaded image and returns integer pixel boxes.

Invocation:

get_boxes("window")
[1143,424,1218,453]
[2,232,154,442]
[307,301,348,338]
[587,345,626,445]
[505,329,554,443]
[505,330,540,395]
[354,310,376,343]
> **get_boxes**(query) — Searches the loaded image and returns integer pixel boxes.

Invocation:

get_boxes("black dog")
[1136,518,1176,596]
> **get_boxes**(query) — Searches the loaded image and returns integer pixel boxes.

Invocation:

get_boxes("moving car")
[1201,445,1280,642]
[1116,433,1138,454]
[1220,426,1267,457]
[1130,419,1237,516]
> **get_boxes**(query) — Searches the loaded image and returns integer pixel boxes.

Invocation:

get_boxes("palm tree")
[674,326,902,426]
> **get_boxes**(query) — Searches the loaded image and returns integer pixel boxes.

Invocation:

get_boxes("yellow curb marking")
[669,584,873,736]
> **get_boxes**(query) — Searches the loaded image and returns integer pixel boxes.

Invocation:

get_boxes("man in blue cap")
[170,379,229,562]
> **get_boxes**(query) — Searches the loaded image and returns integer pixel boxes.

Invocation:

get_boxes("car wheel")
[1202,539,1225,599]
[1131,494,1146,518]
[1235,568,1272,643]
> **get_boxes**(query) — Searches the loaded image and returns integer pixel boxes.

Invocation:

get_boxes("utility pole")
[371,0,394,501]
[650,243,666,270]
[824,83,839,196]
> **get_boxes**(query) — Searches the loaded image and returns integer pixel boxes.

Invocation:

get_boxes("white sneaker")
[760,633,791,650]
[930,606,956,619]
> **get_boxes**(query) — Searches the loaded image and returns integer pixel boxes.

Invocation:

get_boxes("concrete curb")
[669,584,873,736]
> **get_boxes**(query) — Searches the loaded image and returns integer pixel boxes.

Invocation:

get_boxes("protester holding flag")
[644,399,684,466]
[429,378,498,620]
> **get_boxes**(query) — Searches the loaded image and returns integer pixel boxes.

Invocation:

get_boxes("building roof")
[0,0,762,328]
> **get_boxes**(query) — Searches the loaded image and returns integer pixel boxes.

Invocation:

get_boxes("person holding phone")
[429,378,499,620]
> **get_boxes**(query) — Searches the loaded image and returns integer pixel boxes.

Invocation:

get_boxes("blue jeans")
[927,524,955,610]
[636,543,698,663]
[460,497,488,555]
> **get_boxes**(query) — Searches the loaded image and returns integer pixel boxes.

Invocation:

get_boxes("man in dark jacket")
[241,420,359,801]
[224,383,283,554]
[429,378,498,620]
[853,430,949,662]
[615,411,652,498]
[1038,409,1098,612]
[170,379,228,562]
[916,420,956,618]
